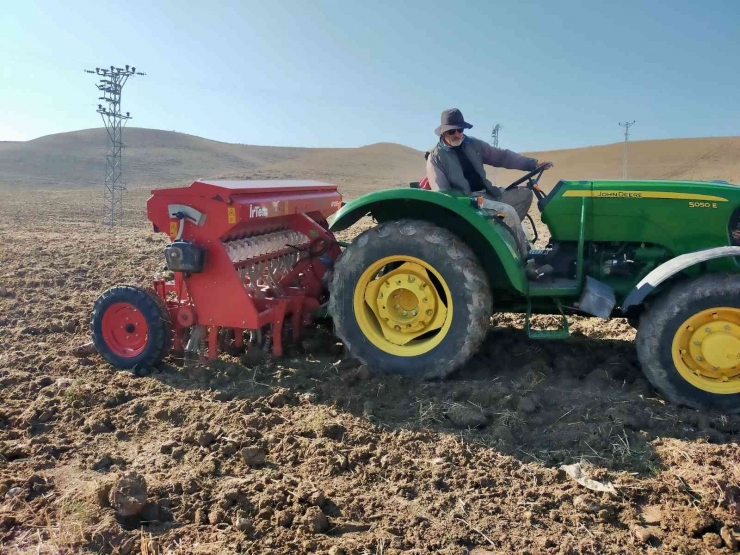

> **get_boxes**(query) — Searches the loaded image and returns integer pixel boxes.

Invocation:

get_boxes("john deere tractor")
[328,166,740,413]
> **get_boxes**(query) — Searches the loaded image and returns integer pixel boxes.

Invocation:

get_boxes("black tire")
[91,285,172,370]
[636,274,740,413]
[328,219,492,379]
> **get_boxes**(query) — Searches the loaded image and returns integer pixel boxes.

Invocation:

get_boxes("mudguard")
[622,246,740,310]
[329,188,528,293]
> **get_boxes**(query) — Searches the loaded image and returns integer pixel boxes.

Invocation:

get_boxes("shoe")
[525,260,553,280]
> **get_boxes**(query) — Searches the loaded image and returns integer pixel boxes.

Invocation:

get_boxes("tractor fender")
[329,188,528,293]
[622,246,740,310]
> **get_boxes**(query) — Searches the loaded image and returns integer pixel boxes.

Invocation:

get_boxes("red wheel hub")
[101,302,149,357]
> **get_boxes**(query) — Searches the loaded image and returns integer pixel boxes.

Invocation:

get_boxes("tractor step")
[525,298,570,340]
[528,278,579,297]
[528,248,552,258]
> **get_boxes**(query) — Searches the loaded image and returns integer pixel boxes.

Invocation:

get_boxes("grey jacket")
[426,136,537,198]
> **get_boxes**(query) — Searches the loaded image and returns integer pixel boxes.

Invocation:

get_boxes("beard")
[447,135,464,147]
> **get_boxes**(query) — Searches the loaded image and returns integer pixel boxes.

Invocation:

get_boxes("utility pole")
[490,124,503,183]
[619,120,635,179]
[85,65,145,227]
[491,124,502,148]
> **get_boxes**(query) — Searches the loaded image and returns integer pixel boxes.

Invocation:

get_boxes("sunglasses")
[445,128,464,136]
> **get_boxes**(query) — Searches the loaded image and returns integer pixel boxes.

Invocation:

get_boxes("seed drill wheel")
[329,220,492,379]
[637,274,740,413]
[91,286,172,370]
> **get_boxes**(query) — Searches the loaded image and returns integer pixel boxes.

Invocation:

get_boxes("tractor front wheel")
[91,285,172,370]
[637,274,740,413]
[329,220,492,379]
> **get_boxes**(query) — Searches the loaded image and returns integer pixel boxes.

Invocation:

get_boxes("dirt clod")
[490,425,514,444]
[573,495,601,514]
[194,508,208,525]
[6,487,23,499]
[71,342,97,358]
[633,526,653,545]
[91,455,113,471]
[537,536,555,549]
[301,506,329,534]
[445,404,487,428]
[209,508,227,525]
[37,408,54,423]
[119,537,136,555]
[140,501,160,522]
[335,358,362,371]
[183,479,200,494]
[240,446,267,467]
[275,510,295,528]
[297,483,325,506]
[703,532,723,548]
[198,431,215,447]
[234,517,253,533]
[682,511,714,537]
[516,396,538,414]
[160,441,176,454]
[321,422,346,440]
[641,505,662,525]
[108,471,147,517]
[721,526,739,551]
[96,482,112,507]
[88,417,113,434]
[198,458,219,476]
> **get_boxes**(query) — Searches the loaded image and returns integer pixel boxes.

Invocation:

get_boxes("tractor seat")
[409,177,432,190]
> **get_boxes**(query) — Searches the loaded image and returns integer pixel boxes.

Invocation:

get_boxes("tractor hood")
[590,178,739,198]
[541,178,740,255]
[544,178,740,203]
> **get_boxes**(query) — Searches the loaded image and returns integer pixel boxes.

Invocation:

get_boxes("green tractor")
[327,166,740,413]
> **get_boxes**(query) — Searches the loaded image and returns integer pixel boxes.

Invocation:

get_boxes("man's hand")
[536,160,554,170]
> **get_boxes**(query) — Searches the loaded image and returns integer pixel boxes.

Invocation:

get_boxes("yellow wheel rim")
[353,255,453,357]
[671,307,740,394]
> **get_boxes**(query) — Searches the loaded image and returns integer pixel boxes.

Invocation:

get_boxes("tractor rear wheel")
[329,220,492,379]
[637,274,740,413]
[91,285,172,370]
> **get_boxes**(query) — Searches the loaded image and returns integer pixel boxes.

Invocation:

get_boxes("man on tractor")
[426,108,553,277]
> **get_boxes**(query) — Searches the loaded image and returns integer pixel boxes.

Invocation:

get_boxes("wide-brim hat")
[435,108,473,136]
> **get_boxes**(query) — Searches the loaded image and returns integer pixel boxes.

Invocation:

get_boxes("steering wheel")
[505,163,552,200]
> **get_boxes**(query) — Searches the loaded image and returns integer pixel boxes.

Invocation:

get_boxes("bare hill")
[497,136,740,191]
[214,142,426,198]
[1,128,738,197]
[0,128,316,188]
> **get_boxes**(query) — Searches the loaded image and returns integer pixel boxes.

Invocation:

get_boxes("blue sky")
[2,0,738,152]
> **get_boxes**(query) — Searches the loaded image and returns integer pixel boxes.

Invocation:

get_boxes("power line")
[619,120,635,179]
[84,65,146,227]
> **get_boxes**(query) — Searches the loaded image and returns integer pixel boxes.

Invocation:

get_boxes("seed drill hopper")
[91,180,342,367]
